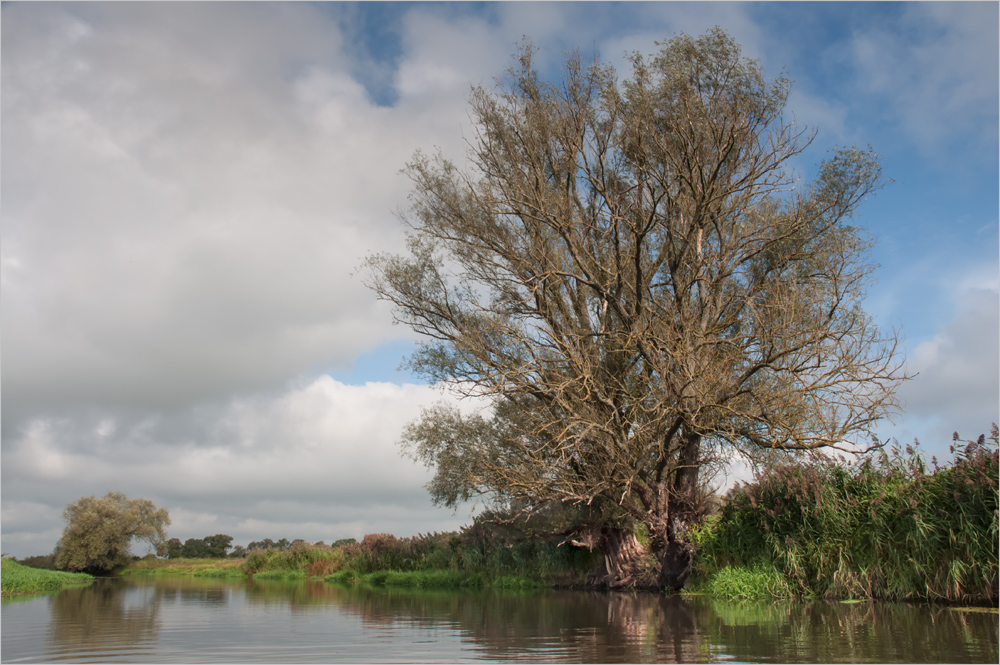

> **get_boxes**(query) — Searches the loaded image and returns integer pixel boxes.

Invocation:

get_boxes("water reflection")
[2,576,995,663]
[45,582,162,660]
[698,597,999,664]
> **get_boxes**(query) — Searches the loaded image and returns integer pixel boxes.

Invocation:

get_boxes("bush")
[241,542,344,576]
[16,554,57,570]
[697,428,999,603]
[324,569,360,585]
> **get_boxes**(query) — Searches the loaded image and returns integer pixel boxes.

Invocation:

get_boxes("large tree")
[366,29,907,590]
[55,491,170,572]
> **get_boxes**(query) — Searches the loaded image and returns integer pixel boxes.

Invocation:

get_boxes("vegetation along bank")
[690,432,998,605]
[111,430,997,606]
[1,557,93,597]
[10,428,995,607]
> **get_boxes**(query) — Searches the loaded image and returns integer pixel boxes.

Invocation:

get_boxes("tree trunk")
[652,429,701,591]
[589,430,702,591]
[589,527,651,589]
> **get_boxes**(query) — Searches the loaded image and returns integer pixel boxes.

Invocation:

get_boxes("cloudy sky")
[2,2,997,559]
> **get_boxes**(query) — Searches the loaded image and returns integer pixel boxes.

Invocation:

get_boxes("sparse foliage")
[367,29,906,589]
[55,492,170,573]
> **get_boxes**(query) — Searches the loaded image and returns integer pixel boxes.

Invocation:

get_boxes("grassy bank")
[324,568,538,590]
[120,557,244,578]
[1,557,93,596]
[690,433,999,604]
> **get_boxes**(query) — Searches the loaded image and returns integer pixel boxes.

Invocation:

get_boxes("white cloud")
[1,378,475,556]
[0,3,448,425]
[881,286,1000,455]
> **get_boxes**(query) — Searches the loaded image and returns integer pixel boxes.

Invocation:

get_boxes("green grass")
[120,557,244,578]
[323,568,540,591]
[1,558,93,596]
[705,565,791,601]
[252,569,305,581]
[193,567,245,579]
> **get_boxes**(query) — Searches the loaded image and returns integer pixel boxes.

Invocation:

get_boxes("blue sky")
[2,2,997,559]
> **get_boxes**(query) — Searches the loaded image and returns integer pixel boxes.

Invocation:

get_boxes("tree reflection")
[321,584,997,663]
[322,585,707,662]
[34,578,998,663]
[46,581,161,658]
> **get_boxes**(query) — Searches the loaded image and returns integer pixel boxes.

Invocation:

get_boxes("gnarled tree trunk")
[589,527,651,589]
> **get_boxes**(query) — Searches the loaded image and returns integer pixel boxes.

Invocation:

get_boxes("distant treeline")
[160,535,359,560]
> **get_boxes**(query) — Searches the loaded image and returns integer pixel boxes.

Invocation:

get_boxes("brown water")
[1,577,997,663]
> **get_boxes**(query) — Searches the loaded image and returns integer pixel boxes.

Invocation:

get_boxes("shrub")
[697,428,999,603]
[324,569,360,585]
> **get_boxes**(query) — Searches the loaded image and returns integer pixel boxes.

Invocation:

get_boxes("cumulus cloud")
[887,286,1000,452]
[1,3,424,425]
[1,378,477,555]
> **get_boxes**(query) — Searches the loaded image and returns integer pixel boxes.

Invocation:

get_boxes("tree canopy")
[366,29,907,589]
[55,492,170,572]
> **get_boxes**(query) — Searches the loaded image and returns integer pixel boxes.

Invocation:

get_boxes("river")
[2,577,997,662]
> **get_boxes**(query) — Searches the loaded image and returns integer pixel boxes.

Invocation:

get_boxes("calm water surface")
[2,577,997,663]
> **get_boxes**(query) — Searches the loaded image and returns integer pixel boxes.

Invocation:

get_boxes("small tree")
[366,29,907,590]
[164,538,184,559]
[180,538,209,558]
[203,534,233,558]
[55,492,170,572]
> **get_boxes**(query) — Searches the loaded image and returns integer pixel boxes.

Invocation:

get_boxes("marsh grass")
[322,568,538,591]
[706,565,791,601]
[252,570,306,581]
[1,557,93,596]
[696,430,999,603]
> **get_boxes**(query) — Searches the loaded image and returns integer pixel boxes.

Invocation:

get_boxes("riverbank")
[110,433,997,605]
[120,557,245,578]
[1,557,93,596]
[119,535,587,590]
[689,434,999,605]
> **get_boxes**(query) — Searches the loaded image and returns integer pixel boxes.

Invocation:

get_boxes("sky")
[2,1,997,560]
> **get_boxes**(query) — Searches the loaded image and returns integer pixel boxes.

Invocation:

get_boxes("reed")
[695,429,999,603]
[252,569,306,581]
[706,564,791,601]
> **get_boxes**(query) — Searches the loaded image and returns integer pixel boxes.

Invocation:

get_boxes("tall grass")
[1,557,93,596]
[695,430,998,603]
